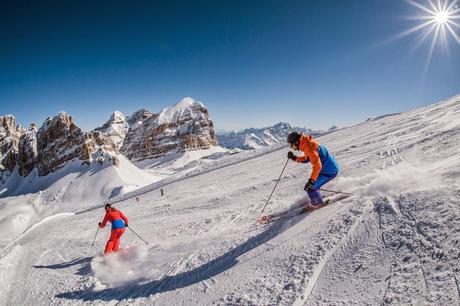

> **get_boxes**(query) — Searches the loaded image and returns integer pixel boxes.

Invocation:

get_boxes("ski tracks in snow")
[376,189,460,305]
[218,196,372,305]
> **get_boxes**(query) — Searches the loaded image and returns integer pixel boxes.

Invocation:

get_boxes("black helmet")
[287,131,301,145]
[105,203,112,210]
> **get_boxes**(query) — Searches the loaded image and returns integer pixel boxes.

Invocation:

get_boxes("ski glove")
[98,222,102,228]
[287,151,296,161]
[304,178,316,191]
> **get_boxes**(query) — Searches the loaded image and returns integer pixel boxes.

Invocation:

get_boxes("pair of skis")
[258,199,331,224]
[258,193,352,225]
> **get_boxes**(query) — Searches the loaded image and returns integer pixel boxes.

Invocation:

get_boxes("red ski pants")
[104,228,125,255]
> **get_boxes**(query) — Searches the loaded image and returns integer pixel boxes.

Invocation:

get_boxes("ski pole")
[127,226,149,245]
[91,227,100,246]
[318,188,356,196]
[259,158,289,217]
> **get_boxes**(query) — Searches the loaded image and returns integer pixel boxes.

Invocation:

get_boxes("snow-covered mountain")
[93,111,129,151]
[120,97,218,161]
[1,93,458,305]
[217,122,322,150]
[0,97,219,181]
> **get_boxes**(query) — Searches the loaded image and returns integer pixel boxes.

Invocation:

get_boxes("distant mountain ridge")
[0,97,217,180]
[216,122,327,150]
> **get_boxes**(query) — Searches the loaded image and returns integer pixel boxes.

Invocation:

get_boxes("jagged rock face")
[1,97,217,178]
[94,111,129,151]
[85,130,120,166]
[17,123,38,176]
[121,98,217,161]
[35,112,120,176]
[36,113,87,176]
[0,115,23,172]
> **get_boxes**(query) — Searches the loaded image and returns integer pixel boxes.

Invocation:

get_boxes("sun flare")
[395,0,460,72]
[434,10,450,24]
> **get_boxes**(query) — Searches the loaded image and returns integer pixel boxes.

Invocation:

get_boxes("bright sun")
[393,0,460,73]
[434,10,450,24]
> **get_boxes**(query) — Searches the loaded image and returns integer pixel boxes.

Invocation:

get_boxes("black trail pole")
[127,226,149,245]
[91,227,100,246]
[259,158,289,217]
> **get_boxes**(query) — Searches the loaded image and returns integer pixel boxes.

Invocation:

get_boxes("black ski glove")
[304,178,316,191]
[287,151,296,161]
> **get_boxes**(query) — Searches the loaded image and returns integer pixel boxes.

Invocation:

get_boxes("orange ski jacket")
[295,135,322,181]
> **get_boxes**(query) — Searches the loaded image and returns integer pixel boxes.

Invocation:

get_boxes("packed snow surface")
[0,94,459,305]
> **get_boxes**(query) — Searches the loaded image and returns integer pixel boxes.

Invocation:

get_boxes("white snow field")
[1,94,459,305]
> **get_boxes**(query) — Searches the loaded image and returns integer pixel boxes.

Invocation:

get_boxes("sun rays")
[393,0,460,74]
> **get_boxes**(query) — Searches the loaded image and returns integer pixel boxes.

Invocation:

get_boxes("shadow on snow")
[33,256,93,276]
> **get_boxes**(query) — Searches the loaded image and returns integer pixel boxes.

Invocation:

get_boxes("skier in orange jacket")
[287,132,339,208]
[98,203,129,255]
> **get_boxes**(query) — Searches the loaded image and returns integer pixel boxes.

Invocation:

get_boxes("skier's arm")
[295,156,310,164]
[120,211,129,227]
[99,214,109,228]
[295,155,309,163]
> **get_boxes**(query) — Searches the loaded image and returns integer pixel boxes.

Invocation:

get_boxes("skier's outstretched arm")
[120,211,129,227]
[99,214,109,228]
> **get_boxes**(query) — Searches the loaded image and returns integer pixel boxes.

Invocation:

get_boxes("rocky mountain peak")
[0,115,24,172]
[121,98,217,161]
[94,111,129,151]
[18,123,38,176]
[127,109,156,126]
[1,97,218,178]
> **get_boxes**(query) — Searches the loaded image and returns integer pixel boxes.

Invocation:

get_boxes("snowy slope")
[134,146,230,179]
[0,94,459,305]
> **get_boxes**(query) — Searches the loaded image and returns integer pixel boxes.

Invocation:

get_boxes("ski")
[259,199,330,224]
[258,194,351,225]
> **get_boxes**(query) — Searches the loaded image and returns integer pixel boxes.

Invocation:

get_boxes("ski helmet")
[287,131,301,145]
[105,203,112,210]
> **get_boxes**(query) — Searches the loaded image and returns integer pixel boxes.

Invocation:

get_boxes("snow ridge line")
[294,198,374,306]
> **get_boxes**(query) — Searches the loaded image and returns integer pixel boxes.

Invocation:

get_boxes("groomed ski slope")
[1,94,459,305]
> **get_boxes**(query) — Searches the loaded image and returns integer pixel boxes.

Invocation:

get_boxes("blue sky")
[1,0,459,131]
